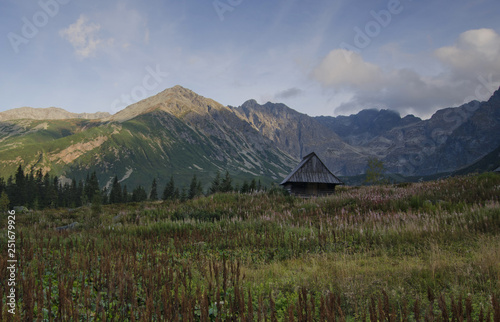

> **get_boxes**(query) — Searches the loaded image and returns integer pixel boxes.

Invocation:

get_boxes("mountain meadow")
[2,0,500,318]
[1,85,500,320]
[1,172,499,320]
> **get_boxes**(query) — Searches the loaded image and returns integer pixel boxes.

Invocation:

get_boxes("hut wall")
[284,182,337,197]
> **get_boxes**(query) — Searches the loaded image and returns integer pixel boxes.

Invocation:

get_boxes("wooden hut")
[494,166,500,173]
[280,152,343,197]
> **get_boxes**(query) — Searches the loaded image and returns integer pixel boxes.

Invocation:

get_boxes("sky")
[1,0,500,119]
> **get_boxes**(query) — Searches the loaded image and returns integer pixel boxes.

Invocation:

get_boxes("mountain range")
[1,85,499,189]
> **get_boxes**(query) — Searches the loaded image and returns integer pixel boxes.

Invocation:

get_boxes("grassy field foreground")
[1,173,500,320]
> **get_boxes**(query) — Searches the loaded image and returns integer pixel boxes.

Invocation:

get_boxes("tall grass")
[1,173,499,320]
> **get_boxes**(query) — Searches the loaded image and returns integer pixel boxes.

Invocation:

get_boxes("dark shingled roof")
[494,166,500,172]
[280,152,343,185]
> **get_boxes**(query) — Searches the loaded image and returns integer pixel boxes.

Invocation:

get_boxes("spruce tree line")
[0,165,100,210]
[0,166,263,210]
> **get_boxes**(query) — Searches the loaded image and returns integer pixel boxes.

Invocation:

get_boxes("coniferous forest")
[0,165,264,211]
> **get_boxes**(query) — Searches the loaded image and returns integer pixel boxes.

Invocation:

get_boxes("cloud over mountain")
[311,28,500,118]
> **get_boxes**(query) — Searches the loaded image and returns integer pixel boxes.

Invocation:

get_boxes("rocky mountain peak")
[0,106,110,121]
[488,86,500,104]
[110,85,229,122]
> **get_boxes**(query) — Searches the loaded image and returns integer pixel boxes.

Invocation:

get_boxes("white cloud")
[311,28,500,117]
[59,15,112,59]
[435,28,500,77]
[311,49,383,90]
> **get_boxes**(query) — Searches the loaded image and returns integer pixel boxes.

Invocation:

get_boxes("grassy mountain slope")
[0,87,296,191]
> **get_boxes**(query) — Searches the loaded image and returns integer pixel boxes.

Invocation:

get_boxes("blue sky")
[1,0,499,118]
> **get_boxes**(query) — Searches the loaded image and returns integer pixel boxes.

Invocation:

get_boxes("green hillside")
[0,110,294,192]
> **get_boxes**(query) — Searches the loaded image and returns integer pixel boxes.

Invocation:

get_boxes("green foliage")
[122,184,129,203]
[3,173,500,320]
[0,190,10,212]
[132,185,148,202]
[149,178,158,201]
[365,157,388,185]
[90,192,102,226]
[220,171,233,193]
[109,176,122,204]
[162,176,177,201]
[267,183,289,196]
[188,174,203,199]
[209,171,222,194]
[171,208,225,222]
[240,180,250,193]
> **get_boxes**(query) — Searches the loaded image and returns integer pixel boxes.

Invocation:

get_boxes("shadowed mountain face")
[230,100,367,176]
[313,90,499,176]
[0,85,499,186]
[315,109,421,147]
[230,88,499,176]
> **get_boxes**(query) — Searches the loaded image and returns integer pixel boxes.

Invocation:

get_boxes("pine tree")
[25,171,36,208]
[149,178,158,201]
[0,177,5,198]
[55,176,63,208]
[162,176,176,200]
[189,174,200,199]
[77,180,84,207]
[13,164,26,206]
[40,173,50,208]
[14,164,25,187]
[109,176,122,204]
[85,172,100,202]
[132,186,148,202]
[165,177,175,200]
[6,176,14,205]
[196,180,203,197]
[173,187,180,200]
[179,187,188,202]
[61,182,71,207]
[101,187,109,205]
[47,176,58,208]
[91,191,103,226]
[83,173,91,202]
[240,180,250,193]
[0,191,10,213]
[220,171,233,193]
[70,179,78,207]
[209,171,221,194]
[249,179,256,192]
[122,185,129,203]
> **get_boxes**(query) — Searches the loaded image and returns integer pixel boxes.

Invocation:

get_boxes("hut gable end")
[280,152,343,197]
